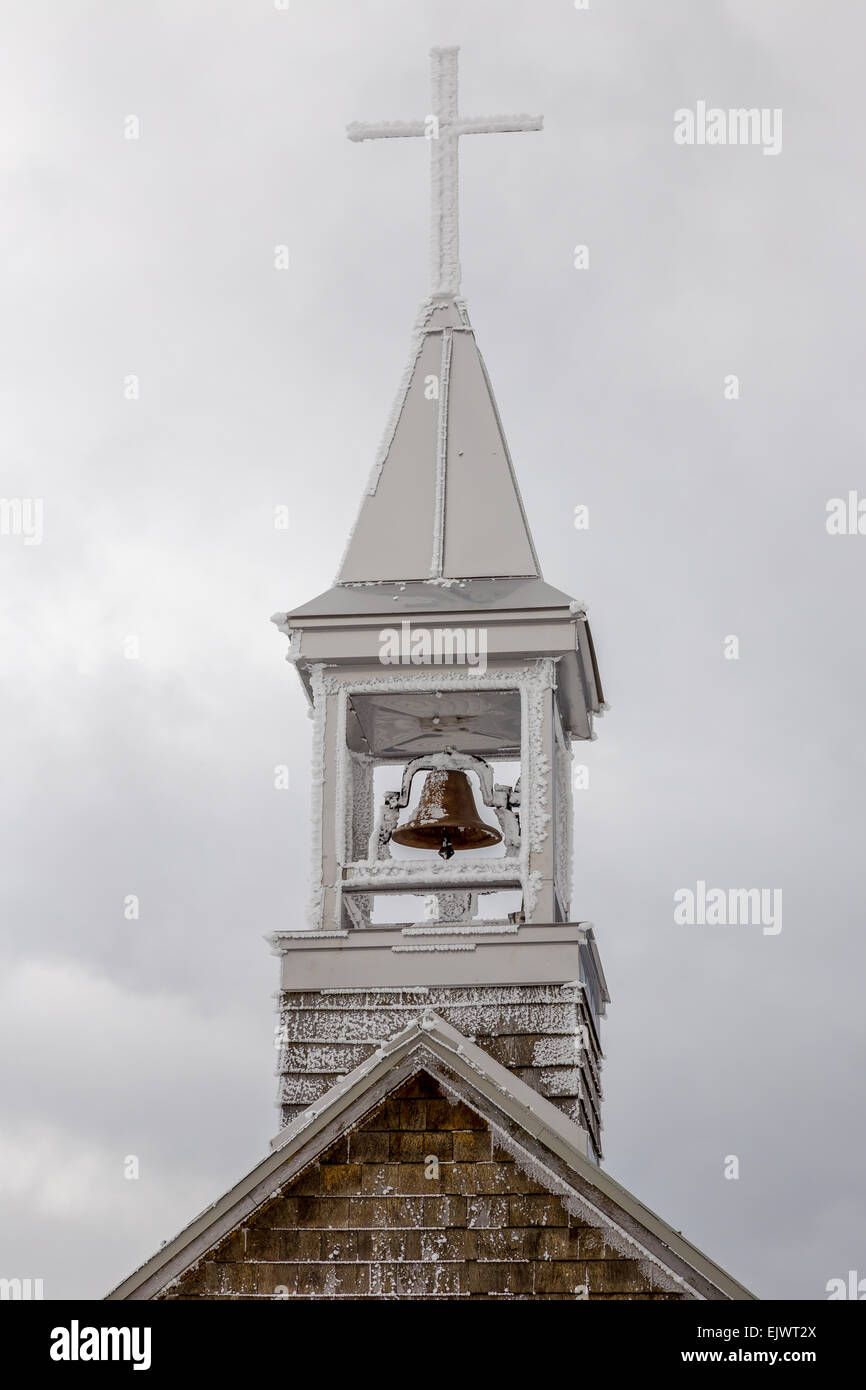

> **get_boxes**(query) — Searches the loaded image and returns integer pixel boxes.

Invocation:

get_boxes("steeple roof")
[338,296,541,584]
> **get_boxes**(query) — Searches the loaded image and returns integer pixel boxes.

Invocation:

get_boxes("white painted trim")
[306,666,327,930]
[430,326,453,577]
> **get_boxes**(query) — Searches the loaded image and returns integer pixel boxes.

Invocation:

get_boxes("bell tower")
[270,47,609,1162]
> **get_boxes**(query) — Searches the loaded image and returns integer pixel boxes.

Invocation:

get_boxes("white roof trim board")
[338,297,541,584]
[106,1012,755,1302]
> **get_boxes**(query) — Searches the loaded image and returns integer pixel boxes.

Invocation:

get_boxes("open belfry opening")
[108,47,754,1303]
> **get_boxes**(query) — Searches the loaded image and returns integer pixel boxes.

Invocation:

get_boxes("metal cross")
[347,46,542,299]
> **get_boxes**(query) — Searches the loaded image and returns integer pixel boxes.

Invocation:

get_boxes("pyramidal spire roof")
[339,293,540,583]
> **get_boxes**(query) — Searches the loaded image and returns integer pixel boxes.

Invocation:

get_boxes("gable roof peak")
[106,1008,756,1303]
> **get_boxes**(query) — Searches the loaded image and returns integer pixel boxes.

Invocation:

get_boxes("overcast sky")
[1,0,863,1301]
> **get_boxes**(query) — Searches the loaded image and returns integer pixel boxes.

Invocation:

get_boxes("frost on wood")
[349,751,374,861]
[522,662,554,856]
[468,1105,699,1299]
[522,869,543,921]
[345,860,519,885]
[553,708,574,917]
[275,982,604,1158]
[305,665,327,929]
[277,1042,372,1074]
[532,1036,579,1068]
[334,685,350,871]
[319,664,544,701]
[400,922,519,936]
[288,984,564,1008]
[392,942,477,953]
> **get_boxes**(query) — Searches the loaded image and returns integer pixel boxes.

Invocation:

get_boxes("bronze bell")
[391,769,503,860]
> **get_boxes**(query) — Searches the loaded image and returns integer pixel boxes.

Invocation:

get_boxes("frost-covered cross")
[347,46,542,300]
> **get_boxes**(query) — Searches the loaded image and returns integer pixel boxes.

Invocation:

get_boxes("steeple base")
[270,922,608,1162]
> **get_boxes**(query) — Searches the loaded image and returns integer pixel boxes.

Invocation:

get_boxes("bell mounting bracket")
[396,748,496,809]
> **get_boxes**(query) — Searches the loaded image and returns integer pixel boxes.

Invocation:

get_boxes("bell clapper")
[439,833,455,860]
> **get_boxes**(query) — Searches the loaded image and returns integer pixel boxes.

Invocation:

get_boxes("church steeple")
[271,45,607,1159]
